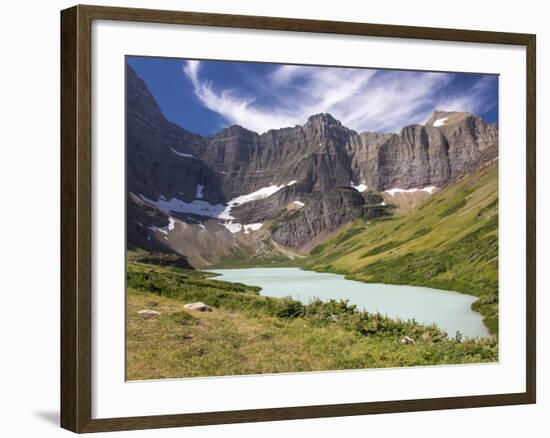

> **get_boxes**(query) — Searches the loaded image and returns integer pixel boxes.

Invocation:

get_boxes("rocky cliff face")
[194,110,497,197]
[126,64,498,260]
[425,110,498,178]
[198,113,356,199]
[127,65,225,205]
[349,111,498,190]
[271,188,366,248]
[371,124,451,189]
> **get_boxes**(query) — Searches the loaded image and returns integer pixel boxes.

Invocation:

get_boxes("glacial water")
[208,267,490,338]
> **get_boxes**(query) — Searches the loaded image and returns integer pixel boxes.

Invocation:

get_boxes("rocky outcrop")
[373,124,451,189]
[271,187,366,248]
[230,183,311,225]
[349,132,394,187]
[426,111,498,179]
[126,64,225,205]
[362,192,394,220]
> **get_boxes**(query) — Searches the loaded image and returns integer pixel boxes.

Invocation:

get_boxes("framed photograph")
[60,4,536,433]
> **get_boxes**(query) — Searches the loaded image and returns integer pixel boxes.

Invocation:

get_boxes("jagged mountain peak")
[216,124,258,136]
[425,110,477,128]
[306,112,342,127]
[209,113,344,140]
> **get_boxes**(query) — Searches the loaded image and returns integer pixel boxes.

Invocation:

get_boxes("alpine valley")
[126,63,499,379]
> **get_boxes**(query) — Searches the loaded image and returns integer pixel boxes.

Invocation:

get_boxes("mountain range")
[126,64,498,267]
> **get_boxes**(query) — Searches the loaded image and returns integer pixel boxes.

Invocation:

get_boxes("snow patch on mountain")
[137,194,226,217]
[149,225,168,235]
[384,186,437,196]
[196,184,204,199]
[170,148,196,158]
[222,222,242,233]
[244,223,263,233]
[433,117,448,127]
[226,184,285,211]
[135,181,296,234]
[167,217,176,231]
[224,222,263,234]
[149,216,176,237]
[350,181,368,192]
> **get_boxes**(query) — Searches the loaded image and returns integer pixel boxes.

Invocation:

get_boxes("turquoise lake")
[208,267,490,338]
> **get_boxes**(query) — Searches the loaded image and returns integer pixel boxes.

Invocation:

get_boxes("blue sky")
[128,56,498,136]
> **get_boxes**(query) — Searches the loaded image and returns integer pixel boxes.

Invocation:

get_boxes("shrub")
[305,298,357,320]
[272,297,305,318]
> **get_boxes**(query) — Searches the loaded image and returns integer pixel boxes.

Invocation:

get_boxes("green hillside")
[305,161,499,334]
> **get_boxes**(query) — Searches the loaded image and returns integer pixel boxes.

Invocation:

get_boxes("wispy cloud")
[183,61,496,134]
[183,61,298,132]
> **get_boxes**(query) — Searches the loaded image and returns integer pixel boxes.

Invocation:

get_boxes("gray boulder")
[137,309,161,315]
[184,302,212,312]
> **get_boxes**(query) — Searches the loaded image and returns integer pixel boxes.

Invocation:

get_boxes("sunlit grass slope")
[305,161,499,334]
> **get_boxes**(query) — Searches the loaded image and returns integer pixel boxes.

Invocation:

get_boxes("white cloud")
[270,65,306,86]
[183,61,495,134]
[336,71,453,132]
[184,60,201,83]
[183,61,297,132]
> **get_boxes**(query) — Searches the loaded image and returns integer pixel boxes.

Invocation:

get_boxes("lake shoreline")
[207,267,490,339]
[206,263,492,335]
[303,265,492,335]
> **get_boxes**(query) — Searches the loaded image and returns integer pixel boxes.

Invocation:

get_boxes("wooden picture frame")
[61,4,536,433]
